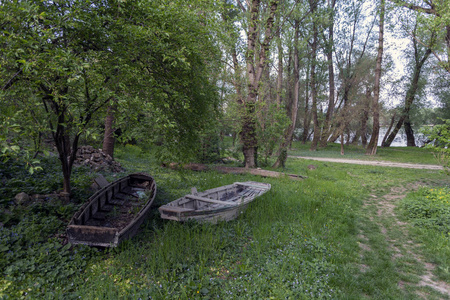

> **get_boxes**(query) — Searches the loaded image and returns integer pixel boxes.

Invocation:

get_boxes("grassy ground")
[0,144,449,299]
[288,142,439,165]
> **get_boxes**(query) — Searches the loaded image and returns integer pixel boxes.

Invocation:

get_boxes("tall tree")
[366,0,385,155]
[328,0,375,147]
[0,0,220,195]
[236,0,279,168]
[273,19,301,168]
[309,0,321,151]
[382,23,436,147]
[319,0,337,148]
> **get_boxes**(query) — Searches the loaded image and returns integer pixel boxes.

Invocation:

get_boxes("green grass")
[0,144,448,299]
[288,142,439,165]
[399,187,450,282]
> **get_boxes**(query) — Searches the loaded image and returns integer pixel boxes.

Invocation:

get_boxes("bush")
[0,154,96,207]
[421,119,450,175]
[400,187,450,235]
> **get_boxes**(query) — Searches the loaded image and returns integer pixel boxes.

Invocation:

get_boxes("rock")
[14,192,30,205]
[74,145,124,172]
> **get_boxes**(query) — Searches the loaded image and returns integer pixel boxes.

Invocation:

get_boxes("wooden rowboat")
[67,173,156,247]
[159,181,271,223]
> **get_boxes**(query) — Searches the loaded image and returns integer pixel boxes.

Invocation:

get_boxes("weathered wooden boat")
[67,173,156,247]
[159,181,271,223]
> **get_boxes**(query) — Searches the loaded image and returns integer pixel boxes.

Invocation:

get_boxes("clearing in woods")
[296,156,450,298]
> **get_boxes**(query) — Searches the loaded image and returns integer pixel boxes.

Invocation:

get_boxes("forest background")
[1,0,450,190]
[1,1,450,298]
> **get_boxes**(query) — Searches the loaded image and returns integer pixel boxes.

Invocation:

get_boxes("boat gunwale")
[159,181,270,222]
[67,173,156,246]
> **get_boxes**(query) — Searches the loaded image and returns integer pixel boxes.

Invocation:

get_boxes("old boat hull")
[159,181,271,223]
[67,173,156,247]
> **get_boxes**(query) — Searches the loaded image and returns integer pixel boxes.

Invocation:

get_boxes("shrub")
[421,119,450,175]
[400,187,450,235]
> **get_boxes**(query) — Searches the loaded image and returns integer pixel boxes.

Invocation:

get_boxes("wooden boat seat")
[235,182,266,189]
[94,175,109,189]
[185,195,238,206]
[93,211,108,220]
[109,199,125,206]
[160,206,195,213]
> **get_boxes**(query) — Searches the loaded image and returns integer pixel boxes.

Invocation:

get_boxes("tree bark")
[241,0,278,168]
[404,116,416,147]
[319,0,336,148]
[273,20,300,168]
[102,104,116,159]
[276,26,283,108]
[301,60,311,144]
[381,111,396,146]
[309,0,320,151]
[366,0,385,155]
[360,89,371,147]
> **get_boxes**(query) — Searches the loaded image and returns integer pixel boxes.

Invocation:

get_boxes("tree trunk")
[301,60,311,144]
[241,0,278,168]
[309,1,320,151]
[241,101,258,168]
[404,116,416,147]
[319,0,336,148]
[102,104,116,159]
[382,25,433,147]
[366,0,385,155]
[276,27,283,108]
[446,25,450,73]
[351,131,360,145]
[381,111,396,147]
[360,90,371,147]
[273,20,300,168]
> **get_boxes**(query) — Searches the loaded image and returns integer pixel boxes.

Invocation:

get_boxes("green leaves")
[421,119,450,168]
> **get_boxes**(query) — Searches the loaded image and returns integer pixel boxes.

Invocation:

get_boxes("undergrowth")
[399,187,450,281]
[0,144,448,298]
[400,187,450,235]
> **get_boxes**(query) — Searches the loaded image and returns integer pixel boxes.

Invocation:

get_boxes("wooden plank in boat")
[99,204,113,212]
[129,185,147,191]
[160,206,195,213]
[185,195,238,206]
[93,212,108,220]
[94,175,109,189]
[109,199,125,205]
[114,193,129,201]
[235,182,268,189]
[178,198,192,205]
[121,187,139,198]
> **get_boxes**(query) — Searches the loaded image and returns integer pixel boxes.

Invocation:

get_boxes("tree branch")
[389,0,437,15]
[2,68,23,91]
[236,0,246,12]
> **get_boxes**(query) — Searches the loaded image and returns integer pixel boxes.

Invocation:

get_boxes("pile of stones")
[75,145,123,172]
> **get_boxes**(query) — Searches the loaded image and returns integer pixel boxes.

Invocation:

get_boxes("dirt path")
[291,155,449,297]
[358,185,450,299]
[290,156,444,170]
